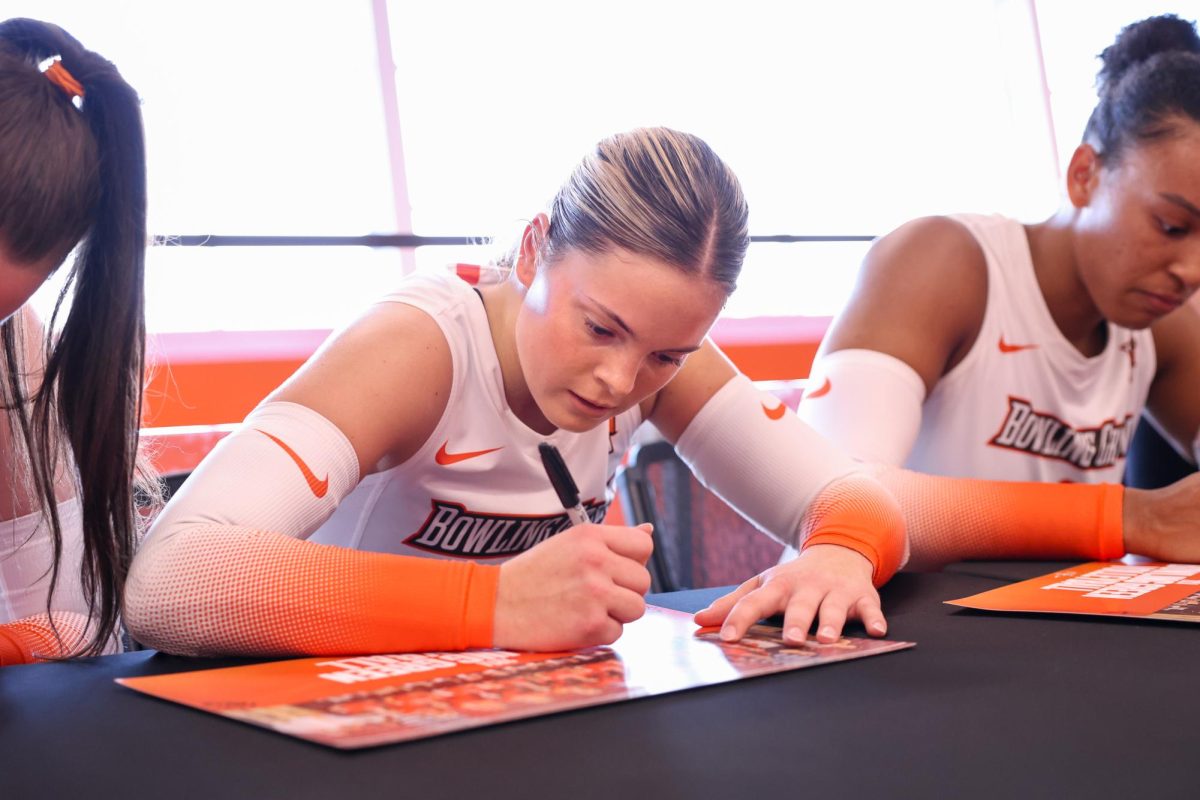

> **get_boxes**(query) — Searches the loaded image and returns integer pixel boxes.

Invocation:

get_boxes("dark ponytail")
[0,18,151,655]
[1084,14,1200,160]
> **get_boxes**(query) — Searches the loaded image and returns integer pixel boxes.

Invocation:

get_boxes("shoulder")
[383,269,472,303]
[268,296,455,474]
[819,215,990,392]
[12,305,48,372]
[0,307,62,520]
[859,215,988,288]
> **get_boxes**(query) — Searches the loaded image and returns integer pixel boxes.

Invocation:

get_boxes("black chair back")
[615,440,784,592]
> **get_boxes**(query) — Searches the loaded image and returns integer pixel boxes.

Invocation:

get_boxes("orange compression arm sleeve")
[800,473,907,587]
[0,612,90,666]
[873,467,1125,569]
[124,527,500,658]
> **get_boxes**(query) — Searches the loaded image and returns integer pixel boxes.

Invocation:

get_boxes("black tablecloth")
[3,562,1197,799]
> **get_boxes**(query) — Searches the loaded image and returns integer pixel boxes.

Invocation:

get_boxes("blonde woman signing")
[125,128,907,656]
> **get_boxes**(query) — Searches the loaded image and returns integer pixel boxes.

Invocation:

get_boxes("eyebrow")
[586,297,703,354]
[1161,193,1200,219]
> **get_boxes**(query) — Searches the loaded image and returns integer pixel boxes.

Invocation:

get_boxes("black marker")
[538,442,590,527]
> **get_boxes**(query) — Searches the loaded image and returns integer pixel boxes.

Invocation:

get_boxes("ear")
[515,213,550,289]
[1065,144,1102,208]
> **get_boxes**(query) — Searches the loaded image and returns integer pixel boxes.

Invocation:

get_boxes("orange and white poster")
[948,561,1200,621]
[118,606,913,749]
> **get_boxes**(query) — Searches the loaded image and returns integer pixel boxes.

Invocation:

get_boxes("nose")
[594,349,641,399]
[1169,249,1200,293]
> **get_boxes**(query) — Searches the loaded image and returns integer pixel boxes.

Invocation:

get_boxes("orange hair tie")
[43,59,85,101]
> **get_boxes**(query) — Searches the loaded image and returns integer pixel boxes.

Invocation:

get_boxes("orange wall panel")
[143,317,832,428]
[720,340,820,382]
[144,360,306,428]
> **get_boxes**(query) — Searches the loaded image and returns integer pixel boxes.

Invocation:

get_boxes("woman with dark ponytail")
[0,18,151,664]
[785,14,1200,568]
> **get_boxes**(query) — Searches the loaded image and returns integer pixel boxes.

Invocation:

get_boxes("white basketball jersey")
[905,214,1156,483]
[308,271,641,560]
[0,499,86,624]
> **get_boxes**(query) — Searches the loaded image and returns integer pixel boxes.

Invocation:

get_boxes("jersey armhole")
[366,295,462,475]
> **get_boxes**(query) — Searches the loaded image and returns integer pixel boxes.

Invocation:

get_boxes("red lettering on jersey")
[1120,338,1137,380]
[406,498,609,557]
[988,396,1133,470]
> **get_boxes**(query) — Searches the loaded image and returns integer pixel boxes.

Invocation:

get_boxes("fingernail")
[870,621,887,634]
[720,624,736,641]
[785,626,805,641]
[818,626,836,640]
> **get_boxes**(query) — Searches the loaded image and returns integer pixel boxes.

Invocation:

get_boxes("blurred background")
[9,0,1195,426]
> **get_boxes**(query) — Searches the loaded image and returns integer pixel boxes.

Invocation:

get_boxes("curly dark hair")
[1084,14,1200,160]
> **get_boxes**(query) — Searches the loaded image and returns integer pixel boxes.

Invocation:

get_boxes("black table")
[3,562,1197,799]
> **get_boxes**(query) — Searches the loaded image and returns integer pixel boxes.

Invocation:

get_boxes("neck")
[1025,209,1108,356]
[478,281,556,434]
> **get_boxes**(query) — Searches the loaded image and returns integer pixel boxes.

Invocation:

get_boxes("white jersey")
[308,271,641,560]
[905,214,1156,483]
[0,499,87,624]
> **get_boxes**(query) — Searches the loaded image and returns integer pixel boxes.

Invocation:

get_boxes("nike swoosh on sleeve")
[436,441,504,465]
[257,430,331,498]
[805,377,832,399]
[761,402,787,420]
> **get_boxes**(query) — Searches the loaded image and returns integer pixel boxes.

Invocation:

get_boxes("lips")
[568,391,615,417]
[1139,289,1183,315]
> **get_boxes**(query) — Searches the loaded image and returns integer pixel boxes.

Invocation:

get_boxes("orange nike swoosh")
[436,441,504,466]
[806,377,832,399]
[257,429,330,498]
[761,401,786,420]
[998,336,1039,354]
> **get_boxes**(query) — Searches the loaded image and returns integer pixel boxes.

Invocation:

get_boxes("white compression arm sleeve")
[673,375,907,582]
[797,348,927,466]
[146,400,361,547]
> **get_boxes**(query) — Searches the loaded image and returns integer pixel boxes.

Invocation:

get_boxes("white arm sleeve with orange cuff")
[125,401,500,657]
[0,611,91,666]
[797,348,927,466]
[792,351,1125,568]
[871,467,1125,569]
[673,375,907,586]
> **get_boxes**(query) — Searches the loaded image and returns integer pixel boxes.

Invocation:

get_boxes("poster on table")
[948,561,1200,621]
[119,606,914,749]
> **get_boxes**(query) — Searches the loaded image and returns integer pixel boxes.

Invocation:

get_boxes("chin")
[526,394,598,435]
[1115,308,1164,330]
[551,412,607,434]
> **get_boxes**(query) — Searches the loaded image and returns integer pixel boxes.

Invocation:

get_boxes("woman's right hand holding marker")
[492,523,654,651]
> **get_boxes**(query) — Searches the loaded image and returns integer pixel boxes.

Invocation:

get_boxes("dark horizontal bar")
[155,234,479,247]
[749,235,875,243]
[154,233,877,248]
